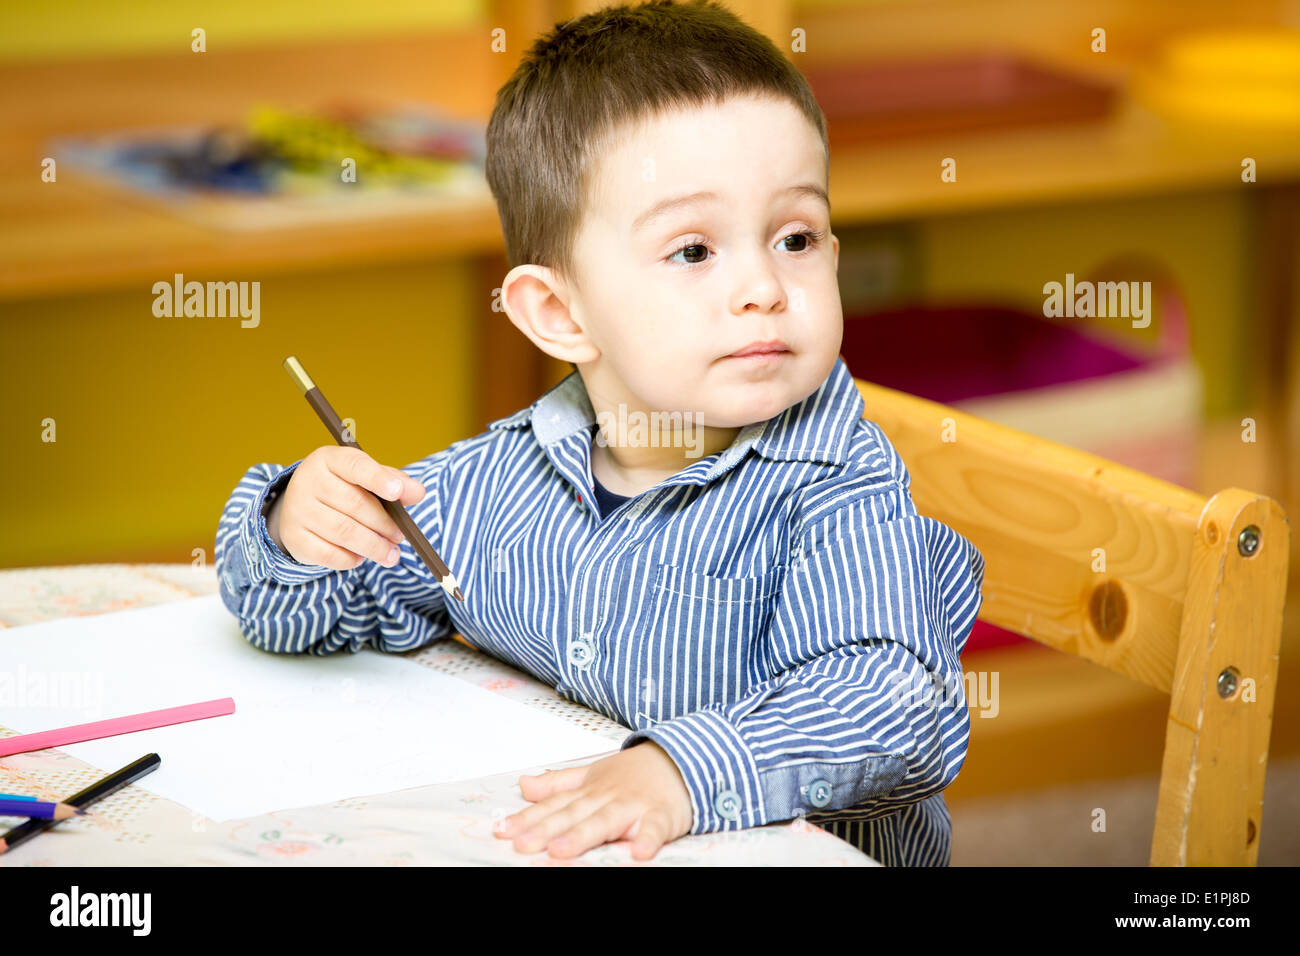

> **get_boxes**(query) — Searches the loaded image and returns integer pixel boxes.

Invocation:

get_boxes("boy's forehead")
[627,183,830,236]
[589,97,828,228]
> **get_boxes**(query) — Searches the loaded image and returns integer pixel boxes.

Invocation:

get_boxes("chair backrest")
[854,377,1290,866]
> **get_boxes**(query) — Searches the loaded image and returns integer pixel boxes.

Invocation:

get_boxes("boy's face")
[569,93,842,429]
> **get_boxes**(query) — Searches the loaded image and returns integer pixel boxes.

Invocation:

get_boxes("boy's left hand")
[493,741,693,860]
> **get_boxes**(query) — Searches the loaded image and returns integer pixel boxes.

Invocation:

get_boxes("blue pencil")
[0,792,38,800]
[0,798,84,820]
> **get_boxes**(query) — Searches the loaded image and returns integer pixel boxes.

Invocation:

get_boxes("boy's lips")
[727,339,790,358]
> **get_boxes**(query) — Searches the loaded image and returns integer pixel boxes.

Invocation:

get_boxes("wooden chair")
[853,377,1290,866]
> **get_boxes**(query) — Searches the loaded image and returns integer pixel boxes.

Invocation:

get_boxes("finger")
[281,525,365,571]
[511,792,616,855]
[630,810,670,861]
[395,473,427,507]
[326,447,425,505]
[548,801,639,859]
[316,473,406,547]
[519,765,588,802]
[305,497,402,568]
[492,788,584,841]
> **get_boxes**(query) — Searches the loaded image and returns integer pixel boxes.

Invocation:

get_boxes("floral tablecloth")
[0,564,876,866]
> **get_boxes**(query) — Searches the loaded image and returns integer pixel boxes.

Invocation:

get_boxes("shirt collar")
[486,354,864,471]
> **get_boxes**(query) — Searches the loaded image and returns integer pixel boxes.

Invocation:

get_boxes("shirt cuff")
[621,709,765,833]
[240,462,335,586]
[622,710,910,833]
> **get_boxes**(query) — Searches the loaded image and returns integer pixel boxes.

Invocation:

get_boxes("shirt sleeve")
[619,480,985,836]
[213,447,459,656]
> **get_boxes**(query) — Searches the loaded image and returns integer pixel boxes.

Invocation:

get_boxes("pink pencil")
[0,698,235,758]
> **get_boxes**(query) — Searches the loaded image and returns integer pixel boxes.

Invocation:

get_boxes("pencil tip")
[454,587,465,602]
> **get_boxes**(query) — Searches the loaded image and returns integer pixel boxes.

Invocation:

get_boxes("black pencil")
[282,355,465,602]
[0,753,161,856]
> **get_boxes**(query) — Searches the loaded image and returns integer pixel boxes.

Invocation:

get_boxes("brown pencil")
[282,355,465,602]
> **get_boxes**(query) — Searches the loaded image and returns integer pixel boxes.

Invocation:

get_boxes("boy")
[215,0,984,866]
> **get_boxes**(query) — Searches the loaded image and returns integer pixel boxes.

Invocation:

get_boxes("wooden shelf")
[7,24,1300,302]
[828,99,1300,223]
[0,29,504,301]
[0,172,506,300]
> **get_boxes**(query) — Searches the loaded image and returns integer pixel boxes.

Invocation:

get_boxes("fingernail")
[387,479,402,497]
[386,547,399,564]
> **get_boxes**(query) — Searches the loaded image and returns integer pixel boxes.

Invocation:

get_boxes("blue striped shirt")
[215,354,985,865]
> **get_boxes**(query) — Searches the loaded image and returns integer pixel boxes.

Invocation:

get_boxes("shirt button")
[714,788,742,822]
[567,632,596,669]
[805,778,833,808]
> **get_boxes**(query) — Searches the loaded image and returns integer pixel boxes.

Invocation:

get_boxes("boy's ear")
[831,231,840,273]
[498,264,601,365]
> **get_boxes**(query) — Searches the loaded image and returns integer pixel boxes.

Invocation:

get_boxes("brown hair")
[485,0,830,371]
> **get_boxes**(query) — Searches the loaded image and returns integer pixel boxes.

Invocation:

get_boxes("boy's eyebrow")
[631,182,830,233]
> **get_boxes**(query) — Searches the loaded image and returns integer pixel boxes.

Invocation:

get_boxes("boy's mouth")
[727,339,790,358]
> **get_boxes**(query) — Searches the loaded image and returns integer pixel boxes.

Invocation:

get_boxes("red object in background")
[802,54,1117,148]
[963,619,1029,653]
[841,304,1149,405]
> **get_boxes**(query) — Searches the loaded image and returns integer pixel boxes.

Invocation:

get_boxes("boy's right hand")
[265,446,427,570]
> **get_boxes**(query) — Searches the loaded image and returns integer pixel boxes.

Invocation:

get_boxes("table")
[0,564,876,866]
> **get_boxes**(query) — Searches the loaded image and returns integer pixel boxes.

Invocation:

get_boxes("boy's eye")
[666,229,826,268]
[783,228,827,253]
[667,241,711,266]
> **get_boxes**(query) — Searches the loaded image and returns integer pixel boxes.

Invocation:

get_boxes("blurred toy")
[47,102,490,229]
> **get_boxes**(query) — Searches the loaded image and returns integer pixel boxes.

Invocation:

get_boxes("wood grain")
[1151,491,1289,865]
[857,378,1203,692]
[856,377,1291,865]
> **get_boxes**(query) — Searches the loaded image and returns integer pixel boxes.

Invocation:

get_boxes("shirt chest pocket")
[634,562,786,725]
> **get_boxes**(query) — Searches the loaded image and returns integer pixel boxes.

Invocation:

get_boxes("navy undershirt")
[591,472,631,518]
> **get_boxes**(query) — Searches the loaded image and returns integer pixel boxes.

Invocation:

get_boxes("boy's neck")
[589,424,741,496]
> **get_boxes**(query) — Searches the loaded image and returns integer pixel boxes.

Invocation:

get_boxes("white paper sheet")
[0,595,618,821]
